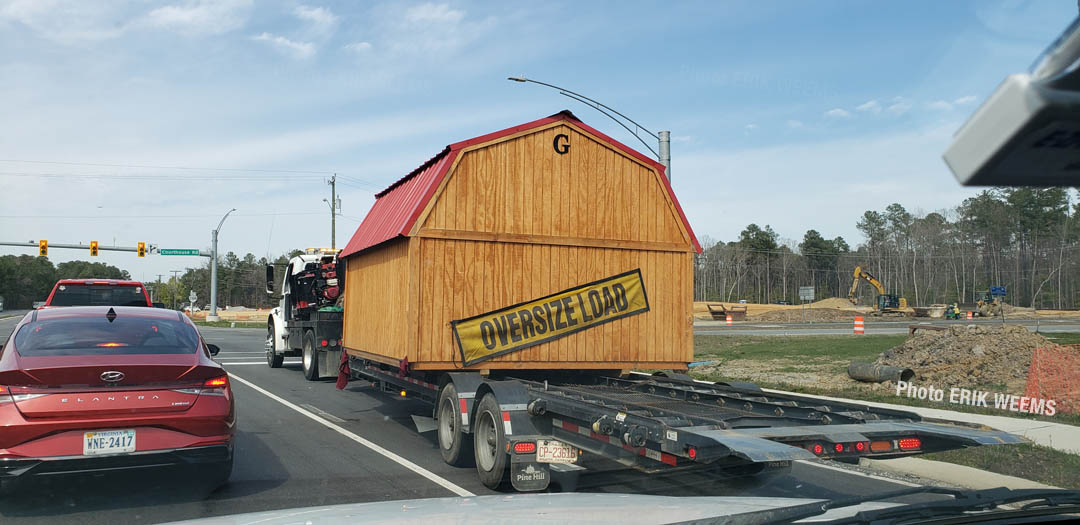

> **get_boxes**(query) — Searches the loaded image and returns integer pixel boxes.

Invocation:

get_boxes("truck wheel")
[437,383,474,467]
[302,331,319,381]
[266,324,284,368]
[473,393,508,490]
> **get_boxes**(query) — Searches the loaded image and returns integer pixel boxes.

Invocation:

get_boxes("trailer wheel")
[473,393,509,489]
[266,323,283,368]
[302,330,319,381]
[437,383,474,467]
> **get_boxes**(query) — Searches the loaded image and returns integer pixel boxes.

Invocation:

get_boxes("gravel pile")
[874,324,1050,389]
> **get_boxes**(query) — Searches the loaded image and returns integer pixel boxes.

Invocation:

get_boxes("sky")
[0,0,1076,283]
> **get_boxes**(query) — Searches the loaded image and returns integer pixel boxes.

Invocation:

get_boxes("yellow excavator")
[848,266,908,315]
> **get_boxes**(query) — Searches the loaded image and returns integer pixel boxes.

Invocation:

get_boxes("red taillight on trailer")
[811,443,824,455]
[513,442,536,454]
[321,339,328,347]
[687,447,697,460]
[898,438,922,450]
[834,443,844,453]
[855,441,866,452]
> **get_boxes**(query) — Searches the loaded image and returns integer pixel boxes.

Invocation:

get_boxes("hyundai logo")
[100,371,125,383]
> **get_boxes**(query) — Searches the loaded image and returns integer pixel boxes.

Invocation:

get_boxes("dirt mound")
[755,308,863,322]
[810,297,857,309]
[875,325,1049,390]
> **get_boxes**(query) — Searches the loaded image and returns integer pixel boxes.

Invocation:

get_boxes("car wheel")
[302,330,319,381]
[209,456,234,491]
[473,393,508,490]
[437,383,474,467]
[266,323,283,368]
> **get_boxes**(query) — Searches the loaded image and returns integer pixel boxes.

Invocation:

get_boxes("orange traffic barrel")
[853,316,865,334]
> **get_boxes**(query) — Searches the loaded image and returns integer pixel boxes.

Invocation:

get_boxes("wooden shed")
[340,111,701,373]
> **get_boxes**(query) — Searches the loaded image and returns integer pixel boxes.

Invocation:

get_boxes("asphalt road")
[695,317,1080,336]
[0,317,960,523]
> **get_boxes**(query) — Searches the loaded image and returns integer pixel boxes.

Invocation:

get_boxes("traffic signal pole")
[0,240,154,254]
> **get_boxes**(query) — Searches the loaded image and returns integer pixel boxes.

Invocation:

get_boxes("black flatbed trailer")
[342,356,1026,492]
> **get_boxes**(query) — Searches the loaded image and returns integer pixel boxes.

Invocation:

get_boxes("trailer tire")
[473,393,509,490]
[437,383,474,467]
[266,323,284,368]
[302,330,319,381]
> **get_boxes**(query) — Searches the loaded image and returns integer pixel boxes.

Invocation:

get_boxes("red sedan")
[0,306,234,494]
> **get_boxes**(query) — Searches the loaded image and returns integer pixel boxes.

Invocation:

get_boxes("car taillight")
[202,376,230,396]
[513,442,536,454]
[0,386,9,405]
[898,438,922,450]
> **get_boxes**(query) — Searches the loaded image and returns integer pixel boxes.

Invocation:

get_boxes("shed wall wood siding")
[419,124,690,248]
[343,238,411,361]
[414,237,692,369]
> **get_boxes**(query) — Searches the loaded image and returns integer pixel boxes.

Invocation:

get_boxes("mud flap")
[510,457,550,492]
[320,349,342,379]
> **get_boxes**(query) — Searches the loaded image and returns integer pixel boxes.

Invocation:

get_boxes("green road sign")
[160,249,200,256]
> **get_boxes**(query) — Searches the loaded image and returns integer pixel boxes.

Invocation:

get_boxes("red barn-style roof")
[341,111,701,257]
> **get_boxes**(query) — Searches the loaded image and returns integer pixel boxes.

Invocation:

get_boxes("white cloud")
[824,108,850,118]
[887,96,913,115]
[142,0,253,37]
[253,32,316,60]
[927,100,953,111]
[344,41,373,53]
[855,99,881,113]
[786,120,804,129]
[745,123,759,132]
[405,3,465,24]
[954,95,977,105]
[294,5,338,27]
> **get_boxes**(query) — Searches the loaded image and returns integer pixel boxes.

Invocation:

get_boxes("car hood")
[166,493,901,524]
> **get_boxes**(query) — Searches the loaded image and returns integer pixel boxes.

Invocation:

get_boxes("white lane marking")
[299,403,347,423]
[227,373,475,497]
[797,460,921,487]
[219,361,301,365]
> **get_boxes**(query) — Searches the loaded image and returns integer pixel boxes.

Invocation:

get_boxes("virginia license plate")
[83,429,136,456]
[536,439,577,464]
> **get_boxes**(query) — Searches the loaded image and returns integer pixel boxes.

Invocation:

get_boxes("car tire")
[302,330,319,381]
[209,456,234,491]
[437,383,474,467]
[266,323,284,368]
[473,393,509,490]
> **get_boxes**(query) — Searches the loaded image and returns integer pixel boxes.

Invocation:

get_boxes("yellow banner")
[452,269,649,366]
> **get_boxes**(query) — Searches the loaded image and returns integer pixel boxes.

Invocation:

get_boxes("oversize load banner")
[452,269,649,366]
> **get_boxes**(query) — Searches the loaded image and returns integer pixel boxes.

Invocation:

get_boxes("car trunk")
[2,354,224,418]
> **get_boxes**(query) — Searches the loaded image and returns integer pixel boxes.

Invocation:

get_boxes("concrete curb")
[860,457,1060,490]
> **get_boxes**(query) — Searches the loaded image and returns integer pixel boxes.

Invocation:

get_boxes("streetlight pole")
[507,76,672,180]
[207,208,236,322]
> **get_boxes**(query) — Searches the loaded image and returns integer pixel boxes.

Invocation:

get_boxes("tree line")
[0,256,131,309]
[695,188,1080,309]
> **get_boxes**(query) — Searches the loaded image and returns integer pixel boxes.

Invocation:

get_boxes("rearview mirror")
[265,264,275,295]
[153,302,165,308]
[207,343,220,356]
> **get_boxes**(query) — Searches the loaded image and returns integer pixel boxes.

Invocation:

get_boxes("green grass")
[1042,332,1080,345]
[923,444,1080,489]
[694,334,908,363]
[193,320,264,328]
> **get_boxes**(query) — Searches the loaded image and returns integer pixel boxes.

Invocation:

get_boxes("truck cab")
[265,249,344,380]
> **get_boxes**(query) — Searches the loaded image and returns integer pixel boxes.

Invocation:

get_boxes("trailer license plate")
[536,440,577,464]
[83,429,136,456]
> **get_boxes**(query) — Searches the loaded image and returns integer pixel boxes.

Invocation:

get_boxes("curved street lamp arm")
[216,208,237,232]
[558,91,660,158]
[515,77,659,140]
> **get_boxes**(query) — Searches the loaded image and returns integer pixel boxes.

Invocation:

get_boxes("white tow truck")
[264,248,344,380]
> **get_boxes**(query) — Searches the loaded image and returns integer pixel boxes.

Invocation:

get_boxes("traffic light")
[90,240,99,257]
[38,239,47,257]
[137,242,146,258]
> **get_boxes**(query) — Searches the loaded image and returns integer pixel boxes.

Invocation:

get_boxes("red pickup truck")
[44,279,154,307]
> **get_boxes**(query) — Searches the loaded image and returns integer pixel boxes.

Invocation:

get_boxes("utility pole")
[170,270,182,310]
[325,174,340,250]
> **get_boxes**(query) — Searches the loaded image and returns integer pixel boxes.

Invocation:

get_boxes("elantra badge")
[100,371,125,382]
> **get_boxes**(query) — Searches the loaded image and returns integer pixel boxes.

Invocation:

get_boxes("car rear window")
[49,284,148,307]
[13,315,199,356]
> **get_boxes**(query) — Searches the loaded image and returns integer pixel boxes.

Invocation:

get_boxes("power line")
[0,159,335,175]
[0,212,325,219]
